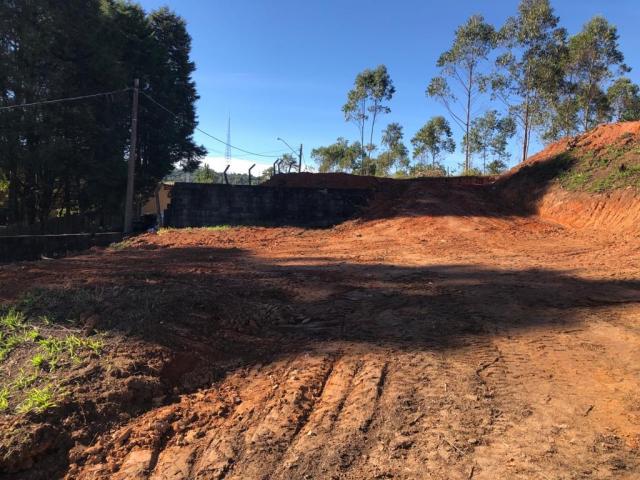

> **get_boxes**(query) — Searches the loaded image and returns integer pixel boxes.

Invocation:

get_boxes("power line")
[0,88,130,112]
[140,91,284,158]
[0,87,291,161]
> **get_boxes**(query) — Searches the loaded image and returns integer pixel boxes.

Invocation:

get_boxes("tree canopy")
[411,117,456,167]
[342,65,395,166]
[0,0,205,228]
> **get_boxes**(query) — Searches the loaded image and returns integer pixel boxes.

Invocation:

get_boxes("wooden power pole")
[124,78,139,234]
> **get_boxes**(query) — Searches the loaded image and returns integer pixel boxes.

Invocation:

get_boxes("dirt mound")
[504,121,640,176]
[497,121,640,234]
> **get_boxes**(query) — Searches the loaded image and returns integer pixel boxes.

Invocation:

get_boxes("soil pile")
[497,121,640,233]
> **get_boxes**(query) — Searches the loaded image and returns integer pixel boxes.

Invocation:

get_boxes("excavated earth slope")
[0,123,639,480]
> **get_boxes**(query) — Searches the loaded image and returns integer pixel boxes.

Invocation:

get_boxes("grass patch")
[158,225,231,235]
[31,353,46,369]
[0,387,9,412]
[556,138,640,193]
[16,385,60,414]
[1,299,106,414]
[559,170,592,190]
[38,335,103,367]
[1,308,26,330]
[13,369,38,390]
[109,238,135,250]
[0,309,40,361]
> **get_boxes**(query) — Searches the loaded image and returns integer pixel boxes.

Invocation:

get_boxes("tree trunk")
[522,99,530,163]
[369,100,378,149]
[465,68,472,172]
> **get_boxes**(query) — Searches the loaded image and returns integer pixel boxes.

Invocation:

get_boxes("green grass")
[13,370,38,390]
[0,332,23,361]
[0,387,9,412]
[0,300,107,415]
[556,139,640,193]
[0,309,26,330]
[559,170,592,190]
[0,308,42,361]
[16,385,59,414]
[61,335,103,361]
[109,238,135,250]
[31,353,46,369]
[158,225,231,235]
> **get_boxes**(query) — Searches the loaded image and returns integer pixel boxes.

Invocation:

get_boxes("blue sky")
[137,0,640,174]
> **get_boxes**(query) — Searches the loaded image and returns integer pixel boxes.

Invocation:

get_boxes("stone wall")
[0,232,122,263]
[164,183,371,228]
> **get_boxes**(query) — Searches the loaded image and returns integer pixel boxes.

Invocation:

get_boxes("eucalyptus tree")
[311,138,362,173]
[376,122,409,176]
[342,65,395,167]
[464,110,516,173]
[492,0,567,162]
[566,16,629,132]
[427,15,496,171]
[411,116,456,168]
[607,77,640,122]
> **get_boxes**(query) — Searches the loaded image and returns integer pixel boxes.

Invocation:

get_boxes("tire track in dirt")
[71,353,335,479]
[470,314,640,479]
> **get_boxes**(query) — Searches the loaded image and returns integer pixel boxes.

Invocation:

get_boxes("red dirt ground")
[1,123,640,480]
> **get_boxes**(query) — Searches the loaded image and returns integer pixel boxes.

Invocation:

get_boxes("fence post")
[223,165,230,185]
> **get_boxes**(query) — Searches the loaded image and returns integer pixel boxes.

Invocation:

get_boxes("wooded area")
[0,0,205,229]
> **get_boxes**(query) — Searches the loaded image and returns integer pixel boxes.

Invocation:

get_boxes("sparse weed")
[159,225,231,235]
[0,309,25,330]
[0,332,23,361]
[17,385,59,414]
[23,329,40,342]
[37,334,103,367]
[0,300,106,417]
[109,238,134,250]
[0,387,9,412]
[31,353,46,370]
[13,370,38,390]
[38,337,64,357]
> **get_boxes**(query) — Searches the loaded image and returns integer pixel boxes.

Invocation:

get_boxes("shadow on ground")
[1,242,638,478]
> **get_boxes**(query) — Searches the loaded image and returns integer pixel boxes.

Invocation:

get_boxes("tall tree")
[427,15,496,171]
[376,122,409,176]
[0,1,205,228]
[607,77,640,122]
[464,110,516,173]
[311,138,362,173]
[492,0,567,162]
[566,16,629,132]
[342,65,395,169]
[411,116,456,168]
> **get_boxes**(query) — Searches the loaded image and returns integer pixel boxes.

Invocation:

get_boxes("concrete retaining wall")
[164,183,371,228]
[0,232,122,263]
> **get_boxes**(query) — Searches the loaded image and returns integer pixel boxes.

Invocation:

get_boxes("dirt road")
[2,178,638,479]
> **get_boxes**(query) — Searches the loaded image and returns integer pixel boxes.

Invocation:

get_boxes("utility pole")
[124,78,139,234]
[298,144,303,172]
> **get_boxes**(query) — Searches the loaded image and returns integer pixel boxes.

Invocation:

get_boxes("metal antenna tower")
[224,114,231,163]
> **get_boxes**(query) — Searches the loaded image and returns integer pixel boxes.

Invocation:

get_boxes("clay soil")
[2,124,640,479]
